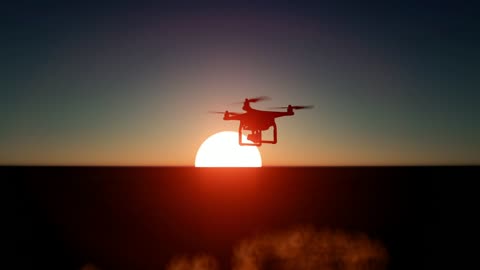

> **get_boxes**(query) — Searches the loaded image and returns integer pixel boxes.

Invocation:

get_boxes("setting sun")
[195,131,262,167]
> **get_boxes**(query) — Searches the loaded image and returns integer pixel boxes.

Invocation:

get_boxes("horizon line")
[1,164,478,167]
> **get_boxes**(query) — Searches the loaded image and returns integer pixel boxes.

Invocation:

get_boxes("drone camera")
[247,133,261,143]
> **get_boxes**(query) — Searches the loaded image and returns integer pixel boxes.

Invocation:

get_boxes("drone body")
[210,97,313,146]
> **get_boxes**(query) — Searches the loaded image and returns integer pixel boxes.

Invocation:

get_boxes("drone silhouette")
[210,96,313,146]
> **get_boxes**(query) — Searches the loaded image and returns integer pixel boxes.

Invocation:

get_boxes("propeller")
[248,96,271,103]
[208,111,242,115]
[231,96,271,104]
[268,105,314,110]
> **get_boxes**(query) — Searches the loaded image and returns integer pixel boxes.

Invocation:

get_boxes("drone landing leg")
[273,123,277,144]
[238,124,242,145]
[259,123,277,144]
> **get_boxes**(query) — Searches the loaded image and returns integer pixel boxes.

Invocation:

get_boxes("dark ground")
[5,166,459,270]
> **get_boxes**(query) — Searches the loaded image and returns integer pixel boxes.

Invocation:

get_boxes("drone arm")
[225,114,244,121]
[271,111,294,118]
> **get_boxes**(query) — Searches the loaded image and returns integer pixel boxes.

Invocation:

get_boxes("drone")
[210,96,313,146]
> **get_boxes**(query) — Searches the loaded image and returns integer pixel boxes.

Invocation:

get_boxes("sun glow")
[195,131,262,167]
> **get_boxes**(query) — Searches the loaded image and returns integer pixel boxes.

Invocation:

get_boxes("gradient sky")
[2,1,479,165]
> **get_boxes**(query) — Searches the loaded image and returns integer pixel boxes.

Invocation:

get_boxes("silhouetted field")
[6,166,453,270]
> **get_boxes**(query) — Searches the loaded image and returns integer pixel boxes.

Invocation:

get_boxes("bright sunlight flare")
[195,131,262,167]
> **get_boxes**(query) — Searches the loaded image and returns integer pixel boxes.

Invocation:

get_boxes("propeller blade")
[231,96,271,104]
[248,96,271,103]
[268,105,314,110]
[208,111,226,114]
[292,105,314,110]
[208,111,242,115]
